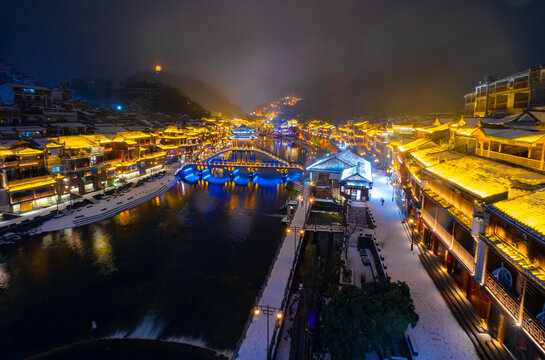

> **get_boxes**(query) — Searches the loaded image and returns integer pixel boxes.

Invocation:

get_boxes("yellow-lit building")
[0,143,63,213]
[464,65,545,118]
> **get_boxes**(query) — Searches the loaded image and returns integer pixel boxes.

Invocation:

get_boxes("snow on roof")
[16,147,43,155]
[13,126,46,131]
[3,83,50,91]
[424,156,545,199]
[455,127,479,137]
[32,138,52,147]
[397,138,434,153]
[416,122,450,133]
[406,163,422,184]
[82,134,111,143]
[341,161,373,183]
[475,128,545,144]
[306,150,365,172]
[49,136,98,149]
[94,126,128,134]
[410,147,462,168]
[528,111,545,123]
[493,189,545,239]
[115,131,150,139]
[51,122,87,128]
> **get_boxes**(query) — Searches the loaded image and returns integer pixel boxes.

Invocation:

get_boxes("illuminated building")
[306,150,372,201]
[392,127,545,358]
[46,135,106,194]
[0,142,62,213]
[478,191,545,358]
[230,124,258,146]
[464,65,545,118]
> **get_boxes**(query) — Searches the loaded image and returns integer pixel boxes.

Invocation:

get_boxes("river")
[0,140,307,359]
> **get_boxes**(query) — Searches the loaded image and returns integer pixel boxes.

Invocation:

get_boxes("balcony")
[421,207,476,274]
[484,273,545,351]
[513,81,529,90]
[514,101,529,109]
[485,272,521,320]
[19,159,39,167]
[482,233,545,287]
[475,148,543,171]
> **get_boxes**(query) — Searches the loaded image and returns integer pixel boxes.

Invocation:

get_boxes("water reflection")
[93,230,116,275]
[0,260,9,288]
[0,141,306,359]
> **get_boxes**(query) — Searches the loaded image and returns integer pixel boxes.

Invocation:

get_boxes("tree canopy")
[321,280,418,359]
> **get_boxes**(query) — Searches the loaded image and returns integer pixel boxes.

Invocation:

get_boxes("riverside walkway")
[235,182,310,360]
[37,172,176,233]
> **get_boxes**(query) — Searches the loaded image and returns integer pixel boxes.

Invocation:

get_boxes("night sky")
[2,0,545,118]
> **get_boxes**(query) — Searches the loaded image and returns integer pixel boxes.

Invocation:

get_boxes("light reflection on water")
[0,141,306,359]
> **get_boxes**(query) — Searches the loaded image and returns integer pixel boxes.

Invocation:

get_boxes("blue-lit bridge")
[176,144,304,182]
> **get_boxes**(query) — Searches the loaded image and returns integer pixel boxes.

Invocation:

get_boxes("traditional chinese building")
[306,150,372,201]
[479,190,545,359]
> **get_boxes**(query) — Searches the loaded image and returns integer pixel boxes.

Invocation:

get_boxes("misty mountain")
[127,71,246,117]
[251,95,306,123]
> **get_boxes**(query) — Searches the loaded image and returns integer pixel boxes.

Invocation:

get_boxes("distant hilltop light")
[155,65,162,72]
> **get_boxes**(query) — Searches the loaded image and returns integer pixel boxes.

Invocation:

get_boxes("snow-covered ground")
[369,171,479,360]
[36,175,177,233]
[235,183,310,360]
[346,231,375,286]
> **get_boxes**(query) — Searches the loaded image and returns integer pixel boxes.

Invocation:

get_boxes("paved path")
[236,183,310,360]
[368,171,479,360]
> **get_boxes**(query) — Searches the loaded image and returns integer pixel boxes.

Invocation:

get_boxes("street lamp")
[287,226,305,257]
[253,304,283,360]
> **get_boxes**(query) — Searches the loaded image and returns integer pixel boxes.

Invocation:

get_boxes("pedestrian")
[381,197,384,206]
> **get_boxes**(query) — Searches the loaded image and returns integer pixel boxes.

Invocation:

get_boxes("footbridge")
[177,144,303,179]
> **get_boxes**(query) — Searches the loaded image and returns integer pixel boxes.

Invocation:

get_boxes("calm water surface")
[0,141,306,359]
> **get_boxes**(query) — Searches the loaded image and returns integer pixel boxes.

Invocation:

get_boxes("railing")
[19,159,39,167]
[205,145,292,165]
[304,224,344,232]
[421,207,435,229]
[485,272,520,320]
[421,208,475,274]
[514,100,529,109]
[233,193,312,359]
[186,159,303,170]
[475,148,544,171]
[11,194,36,203]
[485,273,545,349]
[513,81,529,90]
[451,240,476,274]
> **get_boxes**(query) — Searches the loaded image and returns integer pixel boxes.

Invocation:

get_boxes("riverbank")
[35,173,177,234]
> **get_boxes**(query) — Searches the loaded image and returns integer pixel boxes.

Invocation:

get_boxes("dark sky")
[2,0,545,119]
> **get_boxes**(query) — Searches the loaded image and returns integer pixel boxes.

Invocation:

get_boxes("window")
[495,95,508,109]
[514,92,529,108]
[52,166,60,173]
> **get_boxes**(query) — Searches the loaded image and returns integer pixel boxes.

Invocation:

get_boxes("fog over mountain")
[127,71,246,117]
[2,0,545,120]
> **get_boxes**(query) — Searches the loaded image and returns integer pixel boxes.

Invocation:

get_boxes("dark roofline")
[2,83,51,91]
